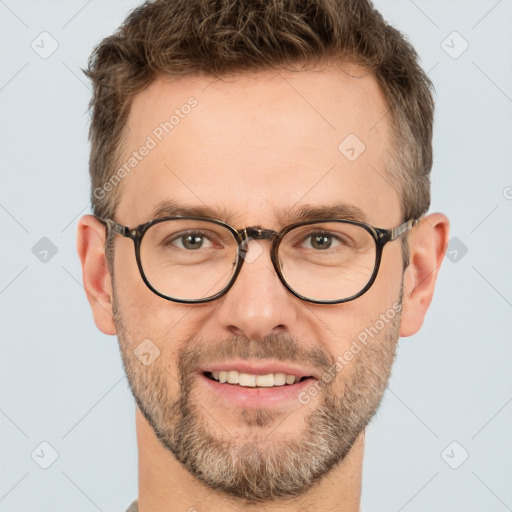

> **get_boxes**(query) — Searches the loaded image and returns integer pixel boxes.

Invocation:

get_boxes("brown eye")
[310,234,332,250]
[167,232,214,250]
[181,234,204,250]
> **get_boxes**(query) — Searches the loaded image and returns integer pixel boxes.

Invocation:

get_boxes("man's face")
[111,66,404,503]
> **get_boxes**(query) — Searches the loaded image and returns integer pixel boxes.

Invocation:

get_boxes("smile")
[204,370,311,388]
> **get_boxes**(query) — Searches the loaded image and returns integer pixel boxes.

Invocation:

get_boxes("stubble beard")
[112,288,402,505]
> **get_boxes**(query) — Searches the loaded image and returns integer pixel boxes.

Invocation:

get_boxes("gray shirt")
[126,500,138,512]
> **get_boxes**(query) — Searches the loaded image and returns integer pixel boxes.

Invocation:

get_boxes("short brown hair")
[85,0,433,226]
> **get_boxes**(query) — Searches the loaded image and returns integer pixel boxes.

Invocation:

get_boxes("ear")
[76,215,116,335]
[400,212,450,337]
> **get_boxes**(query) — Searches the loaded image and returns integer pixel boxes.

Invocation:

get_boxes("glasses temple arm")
[389,218,420,240]
[97,217,131,237]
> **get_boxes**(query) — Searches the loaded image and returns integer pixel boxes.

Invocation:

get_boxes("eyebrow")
[149,199,230,221]
[147,199,369,226]
[278,203,368,225]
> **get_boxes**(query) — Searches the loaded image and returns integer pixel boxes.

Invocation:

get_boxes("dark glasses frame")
[96,215,420,305]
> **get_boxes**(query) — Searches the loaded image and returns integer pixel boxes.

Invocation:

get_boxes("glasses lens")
[139,220,238,301]
[278,222,377,301]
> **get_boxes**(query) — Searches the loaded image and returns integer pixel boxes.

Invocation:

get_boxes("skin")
[77,65,449,512]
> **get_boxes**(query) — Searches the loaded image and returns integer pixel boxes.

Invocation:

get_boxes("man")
[77,0,449,510]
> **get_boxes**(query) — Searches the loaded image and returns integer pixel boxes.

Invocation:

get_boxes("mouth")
[203,370,312,387]
[199,370,318,408]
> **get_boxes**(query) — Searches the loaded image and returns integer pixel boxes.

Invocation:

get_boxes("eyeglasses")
[97,215,419,305]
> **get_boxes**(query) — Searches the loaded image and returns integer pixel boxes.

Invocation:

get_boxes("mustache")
[177,333,333,376]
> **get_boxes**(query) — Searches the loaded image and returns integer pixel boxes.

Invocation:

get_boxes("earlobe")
[399,213,450,337]
[76,215,116,335]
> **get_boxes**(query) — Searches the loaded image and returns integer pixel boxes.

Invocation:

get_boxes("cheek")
[113,237,144,289]
[372,239,405,300]
[112,238,223,346]
[112,250,212,352]
[308,246,403,355]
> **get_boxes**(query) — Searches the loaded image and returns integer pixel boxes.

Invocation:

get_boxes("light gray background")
[1,1,511,511]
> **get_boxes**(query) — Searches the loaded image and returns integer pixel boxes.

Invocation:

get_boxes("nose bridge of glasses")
[242,227,279,242]
[237,227,280,263]
[238,227,279,254]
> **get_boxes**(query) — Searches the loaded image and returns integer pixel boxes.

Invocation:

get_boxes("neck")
[135,407,364,512]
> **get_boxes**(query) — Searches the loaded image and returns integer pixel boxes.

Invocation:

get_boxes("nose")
[215,239,299,339]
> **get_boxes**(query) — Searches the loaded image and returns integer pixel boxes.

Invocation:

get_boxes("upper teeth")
[211,370,300,387]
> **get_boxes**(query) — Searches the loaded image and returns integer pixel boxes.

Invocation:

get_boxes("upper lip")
[199,360,320,380]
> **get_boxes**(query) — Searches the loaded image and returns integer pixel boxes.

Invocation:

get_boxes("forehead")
[117,65,400,227]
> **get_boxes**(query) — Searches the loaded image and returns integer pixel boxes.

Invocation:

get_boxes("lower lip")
[198,372,316,408]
